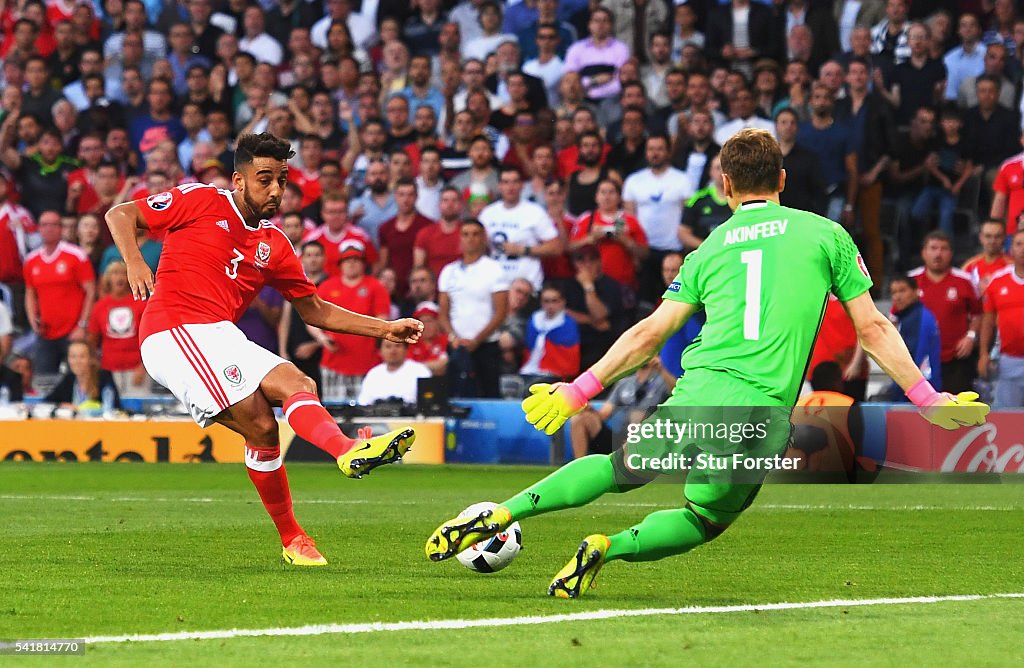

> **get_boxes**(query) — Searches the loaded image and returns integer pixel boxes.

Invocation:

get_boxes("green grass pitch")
[1,462,1022,666]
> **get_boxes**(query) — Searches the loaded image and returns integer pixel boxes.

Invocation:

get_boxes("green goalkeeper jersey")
[663,200,872,406]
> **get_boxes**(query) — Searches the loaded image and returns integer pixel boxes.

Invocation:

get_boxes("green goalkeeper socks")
[605,508,707,562]
[502,455,618,521]
[499,455,710,563]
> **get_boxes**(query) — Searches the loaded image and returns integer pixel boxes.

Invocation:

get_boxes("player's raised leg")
[215,388,326,566]
[260,363,415,478]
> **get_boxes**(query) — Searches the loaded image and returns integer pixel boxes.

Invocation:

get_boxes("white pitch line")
[84,593,1024,645]
[0,494,1020,512]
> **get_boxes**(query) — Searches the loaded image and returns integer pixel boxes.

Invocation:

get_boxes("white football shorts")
[141,321,288,427]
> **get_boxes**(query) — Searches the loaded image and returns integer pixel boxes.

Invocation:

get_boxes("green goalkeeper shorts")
[624,368,793,525]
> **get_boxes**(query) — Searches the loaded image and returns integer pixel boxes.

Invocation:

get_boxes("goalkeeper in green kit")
[424,129,990,598]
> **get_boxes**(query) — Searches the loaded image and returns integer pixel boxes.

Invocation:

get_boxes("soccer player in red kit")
[105,134,423,567]
[909,231,982,394]
[962,219,1010,293]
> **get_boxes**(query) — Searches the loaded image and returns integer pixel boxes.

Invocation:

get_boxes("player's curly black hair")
[234,133,295,171]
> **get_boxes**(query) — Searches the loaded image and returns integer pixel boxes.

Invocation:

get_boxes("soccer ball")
[455,502,522,573]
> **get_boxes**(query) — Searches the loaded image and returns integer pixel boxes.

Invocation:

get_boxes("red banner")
[886,411,1024,472]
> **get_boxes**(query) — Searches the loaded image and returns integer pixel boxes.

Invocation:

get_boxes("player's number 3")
[740,249,762,341]
[225,248,244,280]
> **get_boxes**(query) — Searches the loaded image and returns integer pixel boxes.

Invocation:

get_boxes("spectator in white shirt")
[713,88,776,146]
[103,0,166,62]
[238,5,283,66]
[415,146,445,220]
[357,339,431,406]
[311,0,377,52]
[523,23,565,107]
[478,166,564,291]
[623,134,695,305]
[461,1,516,61]
[438,219,509,397]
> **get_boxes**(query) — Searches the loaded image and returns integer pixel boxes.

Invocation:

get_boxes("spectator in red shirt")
[413,185,463,278]
[313,240,391,401]
[501,110,539,178]
[65,134,108,215]
[23,210,96,374]
[990,134,1024,236]
[376,177,433,298]
[540,179,576,282]
[288,135,323,208]
[0,18,40,62]
[407,300,448,375]
[303,192,379,276]
[274,182,318,233]
[557,107,610,178]
[909,231,982,393]
[0,169,36,289]
[80,162,126,226]
[87,261,150,397]
[962,219,1011,293]
[979,229,1024,407]
[569,178,648,291]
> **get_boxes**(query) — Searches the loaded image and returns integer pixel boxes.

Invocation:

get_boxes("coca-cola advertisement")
[886,411,1024,473]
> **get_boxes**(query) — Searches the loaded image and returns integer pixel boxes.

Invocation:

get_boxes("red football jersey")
[413,221,462,279]
[807,294,865,381]
[136,184,316,341]
[302,224,379,276]
[0,202,35,284]
[993,155,1024,236]
[409,332,447,364]
[89,294,147,371]
[909,267,981,363]
[557,143,611,178]
[316,275,390,375]
[983,267,1024,357]
[962,253,1011,292]
[378,213,433,297]
[540,213,576,281]
[288,168,322,209]
[23,241,95,339]
[571,210,648,287]
[68,168,100,215]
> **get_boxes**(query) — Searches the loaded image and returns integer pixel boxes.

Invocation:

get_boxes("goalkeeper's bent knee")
[686,502,729,541]
[609,447,657,492]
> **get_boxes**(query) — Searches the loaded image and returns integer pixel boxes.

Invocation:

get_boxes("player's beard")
[244,190,278,220]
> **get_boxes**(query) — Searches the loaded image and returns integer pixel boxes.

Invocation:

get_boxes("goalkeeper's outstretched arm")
[842,291,988,429]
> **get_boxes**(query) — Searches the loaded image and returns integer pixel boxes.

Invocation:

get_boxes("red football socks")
[282,391,355,458]
[245,444,303,546]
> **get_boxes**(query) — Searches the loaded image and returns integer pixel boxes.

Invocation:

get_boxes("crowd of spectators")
[5,0,1024,414]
